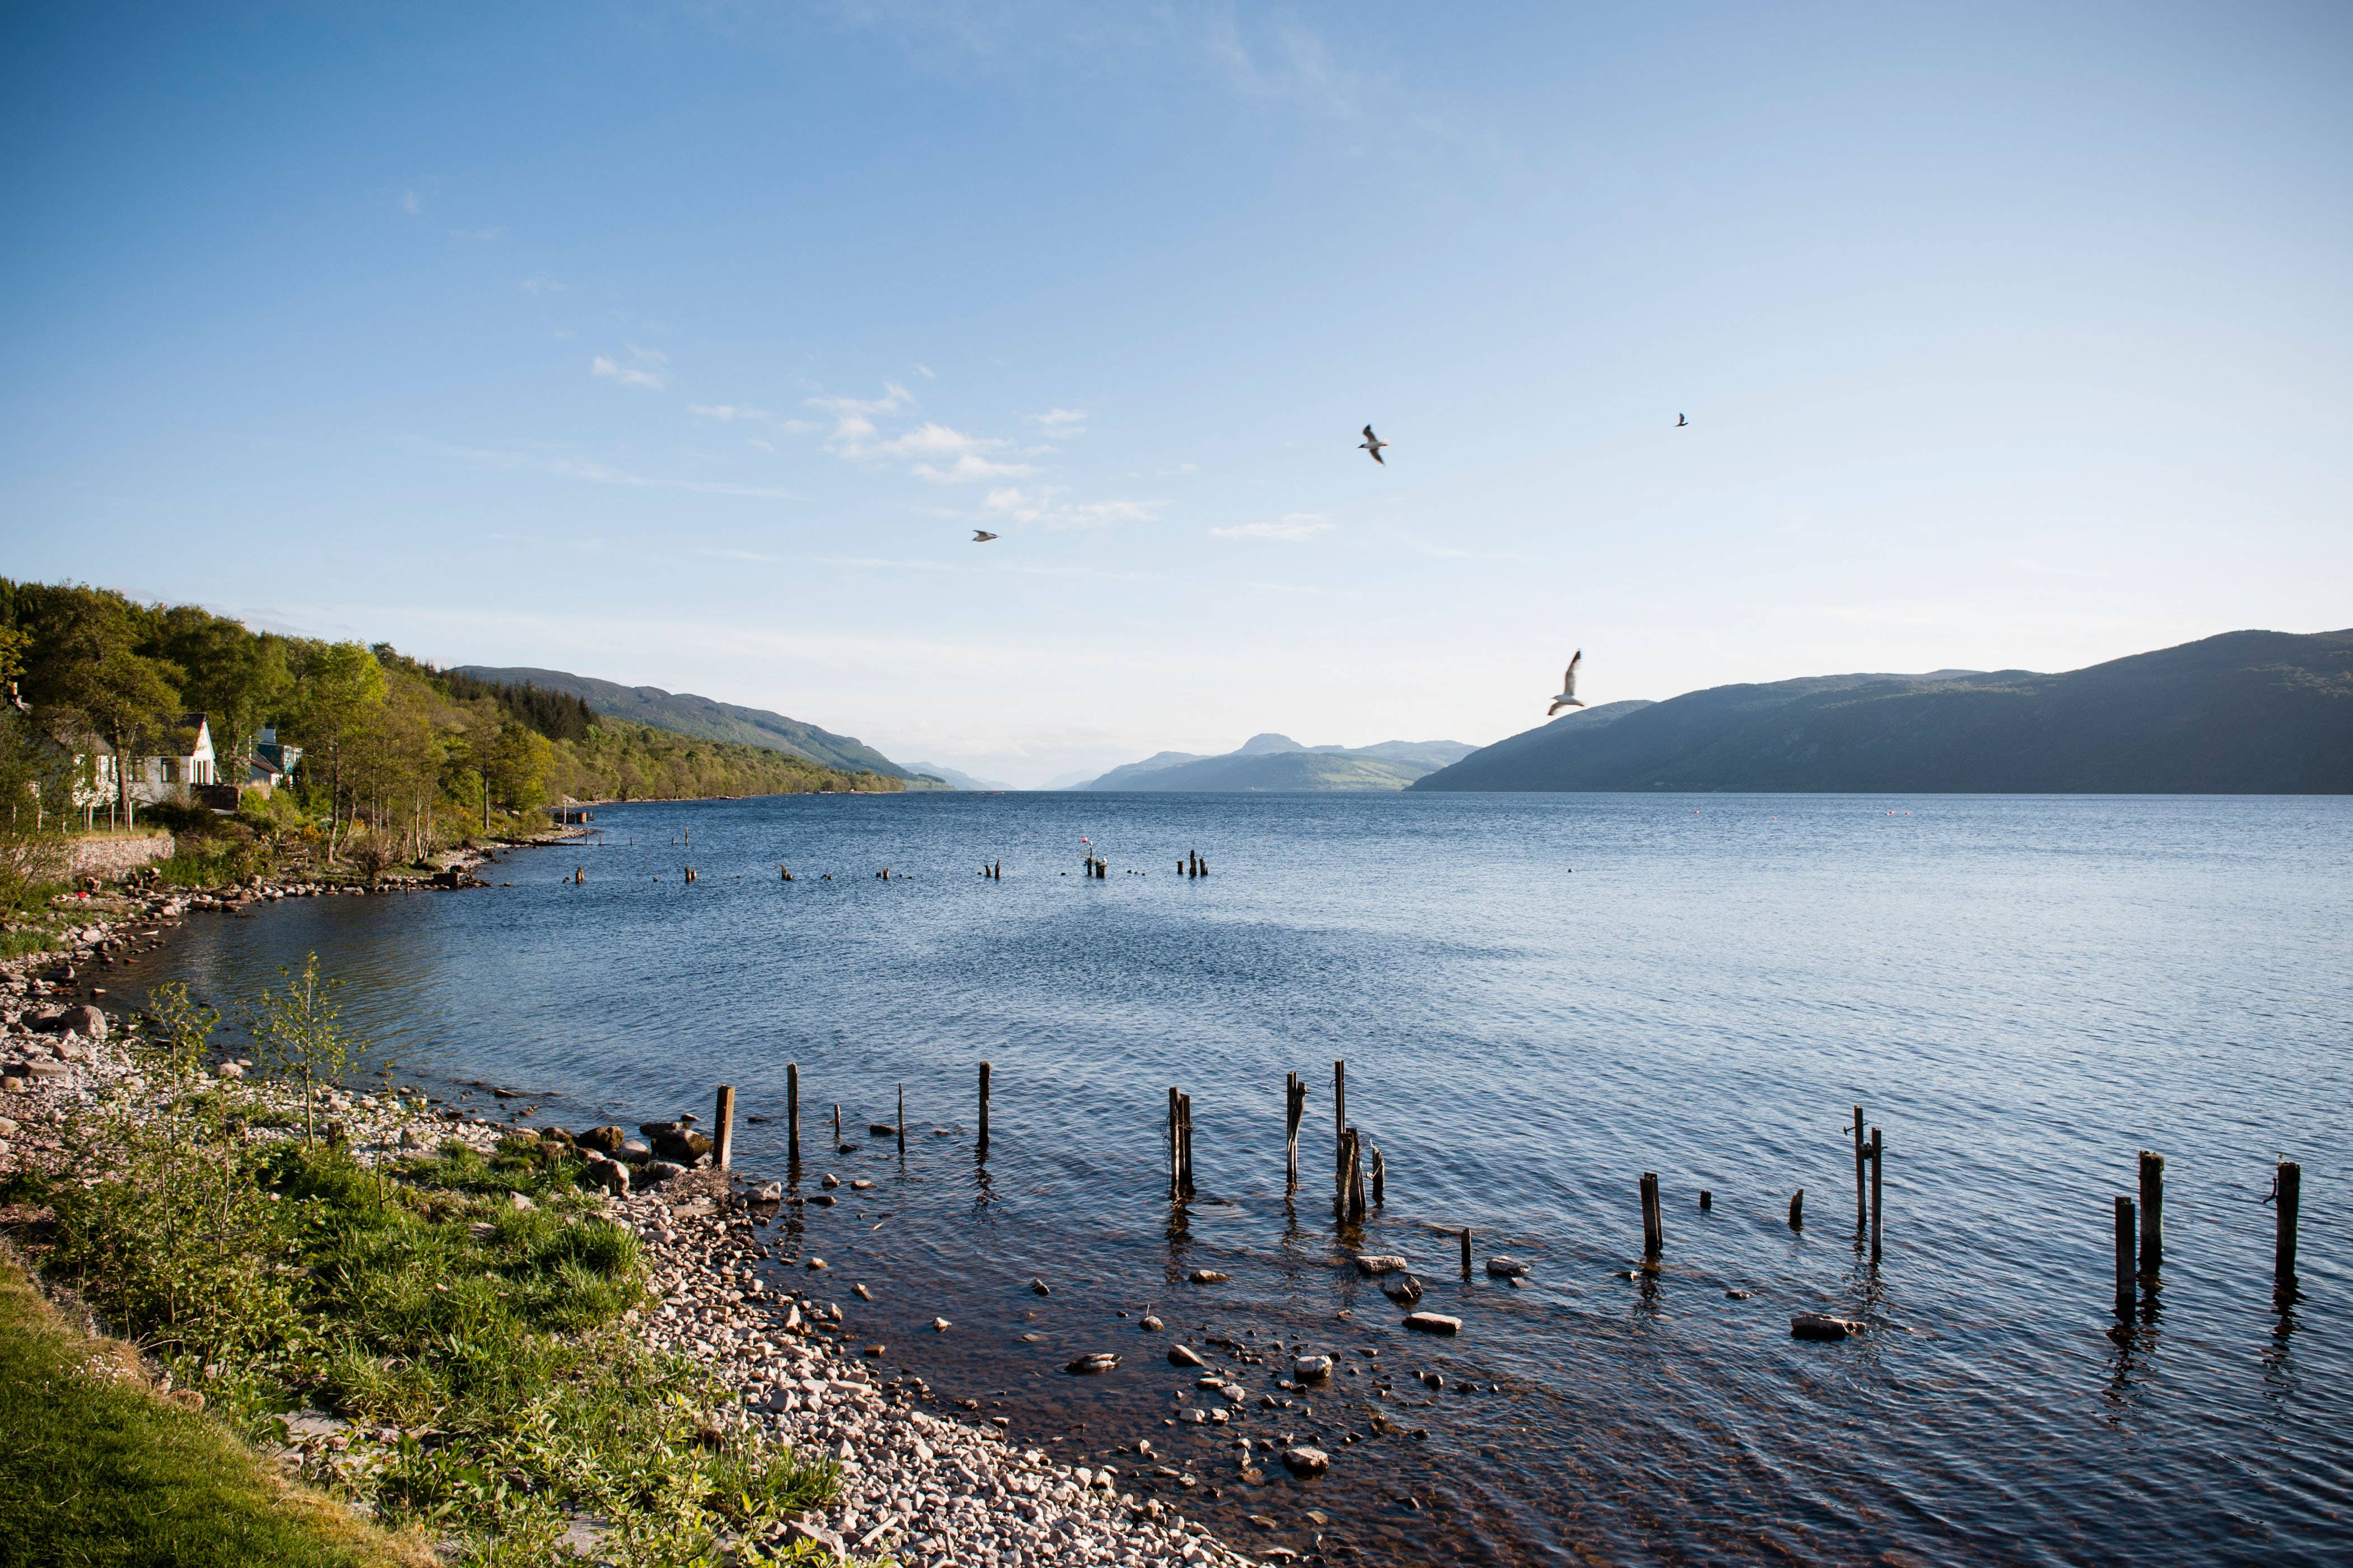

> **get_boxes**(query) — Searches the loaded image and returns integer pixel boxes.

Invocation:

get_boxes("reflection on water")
[109,792,2352,1566]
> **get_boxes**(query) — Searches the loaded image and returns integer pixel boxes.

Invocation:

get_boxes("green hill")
[1411,629,2353,794]
[455,666,925,782]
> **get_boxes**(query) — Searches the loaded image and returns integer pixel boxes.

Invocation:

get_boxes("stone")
[782,1516,846,1561]
[215,1062,246,1080]
[59,1004,105,1040]
[1030,1278,1051,1295]
[867,1123,897,1136]
[1791,1313,1862,1341]
[1282,1445,1330,1477]
[1725,1289,1754,1300]
[641,1160,688,1187]
[807,1257,828,1270]
[1168,1345,1207,1368]
[1420,1370,1444,1389]
[583,1159,628,1197]
[1066,1352,1120,1375]
[748,1180,784,1202]
[1293,1355,1332,1379]
[576,1125,628,1155]
[508,1191,535,1211]
[1382,1276,1423,1305]
[1402,1312,1461,1335]
[650,1128,713,1165]
[1353,1254,1409,1276]
[1187,1269,1228,1284]
[1140,1315,1164,1332]
[850,1178,874,1189]
[932,1317,952,1331]
[1486,1256,1530,1278]
[853,1282,872,1300]
[822,1173,841,1188]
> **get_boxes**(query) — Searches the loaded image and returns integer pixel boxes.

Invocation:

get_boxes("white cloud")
[592,355,668,391]
[625,342,669,365]
[1029,408,1089,433]
[1212,513,1332,541]
[984,488,1158,528]
[914,451,1035,483]
[688,404,774,422]
[401,189,421,216]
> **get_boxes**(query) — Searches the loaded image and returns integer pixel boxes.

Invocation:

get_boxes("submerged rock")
[1282,1445,1330,1476]
[1486,1256,1530,1278]
[1066,1352,1120,1375]
[1354,1254,1409,1276]
[1791,1313,1862,1341]
[1168,1344,1208,1368]
[1403,1312,1461,1335]
[1293,1354,1333,1380]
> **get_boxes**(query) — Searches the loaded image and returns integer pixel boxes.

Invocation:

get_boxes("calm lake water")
[110,792,2352,1566]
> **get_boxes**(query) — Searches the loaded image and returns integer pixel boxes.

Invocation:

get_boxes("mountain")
[902,760,1014,791]
[455,666,922,781]
[1410,630,2353,794]
[1079,732,1478,792]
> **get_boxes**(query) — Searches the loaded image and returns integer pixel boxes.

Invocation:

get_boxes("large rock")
[575,1125,627,1156]
[1487,1256,1531,1278]
[1066,1352,1120,1375]
[1293,1354,1333,1380]
[1403,1311,1461,1335]
[1791,1313,1862,1341]
[639,1160,688,1188]
[59,1005,106,1041]
[649,1128,713,1164]
[1168,1344,1207,1368]
[1354,1254,1409,1276]
[1282,1445,1330,1476]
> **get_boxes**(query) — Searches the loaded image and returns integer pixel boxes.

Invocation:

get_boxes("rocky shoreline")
[0,877,1265,1568]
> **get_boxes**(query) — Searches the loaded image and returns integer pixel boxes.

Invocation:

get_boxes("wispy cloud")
[593,355,667,390]
[1212,513,1332,541]
[689,404,774,422]
[1029,407,1089,433]
[1205,15,1363,119]
[984,487,1159,529]
[401,189,422,216]
[697,548,786,564]
[430,440,796,500]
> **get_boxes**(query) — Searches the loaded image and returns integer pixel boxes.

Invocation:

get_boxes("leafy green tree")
[16,586,183,827]
[243,951,362,1143]
[155,605,291,767]
[286,641,385,860]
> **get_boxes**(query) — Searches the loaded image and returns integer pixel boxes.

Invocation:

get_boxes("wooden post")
[1181,1093,1197,1198]
[1343,1130,1366,1222]
[2114,1194,2137,1309]
[897,1084,906,1155]
[979,1061,992,1156]
[713,1084,736,1172]
[1371,1144,1385,1206]
[1869,1127,1884,1263]
[2138,1151,2163,1279]
[1640,1172,1663,1259]
[1788,1188,1804,1230]
[1460,1226,1472,1277]
[1284,1072,1301,1188]
[1853,1105,1866,1228]
[1333,1060,1346,1175]
[1168,1086,1181,1198]
[2276,1161,2301,1282]
[786,1062,800,1168]
[833,1103,841,1146]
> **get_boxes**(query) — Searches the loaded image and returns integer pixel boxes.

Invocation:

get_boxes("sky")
[2,2,2347,787]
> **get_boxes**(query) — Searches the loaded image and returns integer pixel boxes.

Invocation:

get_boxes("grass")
[0,1244,428,1568]
[9,1064,850,1567]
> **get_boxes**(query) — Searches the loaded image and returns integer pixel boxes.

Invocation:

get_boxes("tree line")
[0,579,902,879]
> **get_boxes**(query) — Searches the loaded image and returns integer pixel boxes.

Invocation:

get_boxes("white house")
[124,713,219,804]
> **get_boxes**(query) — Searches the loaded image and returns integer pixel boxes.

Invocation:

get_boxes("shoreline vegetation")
[0,875,1253,1568]
[0,578,903,929]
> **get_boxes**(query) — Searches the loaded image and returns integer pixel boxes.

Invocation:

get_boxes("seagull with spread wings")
[1548,650,1586,715]
[972,530,999,543]
[1359,424,1388,465]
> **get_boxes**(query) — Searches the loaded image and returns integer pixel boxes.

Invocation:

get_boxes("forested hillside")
[0,580,903,872]
[1413,630,2353,794]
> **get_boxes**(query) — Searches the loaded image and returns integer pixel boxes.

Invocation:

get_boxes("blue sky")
[3,2,2347,786]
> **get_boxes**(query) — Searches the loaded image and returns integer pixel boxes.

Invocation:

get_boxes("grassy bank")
[2,1005,852,1566]
[0,1243,425,1567]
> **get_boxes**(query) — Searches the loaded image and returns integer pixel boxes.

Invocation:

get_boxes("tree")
[243,951,362,1144]
[0,706,69,906]
[17,586,183,827]
[286,641,385,861]
[155,605,291,767]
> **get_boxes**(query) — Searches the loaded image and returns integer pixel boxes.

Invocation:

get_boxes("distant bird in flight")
[1359,425,1387,465]
[972,530,999,543]
[1676,413,1688,427]
[1547,650,1585,715]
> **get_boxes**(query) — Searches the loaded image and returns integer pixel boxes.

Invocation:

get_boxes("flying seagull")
[1547,650,1585,715]
[1359,425,1387,465]
[1676,413,1688,427]
[972,530,999,543]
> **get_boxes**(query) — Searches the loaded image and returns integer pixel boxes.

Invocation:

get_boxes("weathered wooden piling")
[684,866,696,884]
[786,1062,800,1166]
[1853,1105,1866,1226]
[1789,1188,1804,1230]
[1284,1072,1303,1187]
[1698,1189,1713,1211]
[2113,1194,2137,1309]
[833,1103,842,1145]
[2276,1160,2301,1282]
[979,1061,993,1155]
[1640,1172,1664,1259]
[1168,1088,1182,1198]
[1332,1060,1346,1171]
[1371,1144,1386,1206]
[713,1084,735,1172]
[1460,1227,1472,1277]
[1869,1127,1884,1263]
[2138,1151,2164,1279]
[897,1084,906,1155]
[574,866,584,884]
[1341,1130,1366,1222]
[780,863,793,881]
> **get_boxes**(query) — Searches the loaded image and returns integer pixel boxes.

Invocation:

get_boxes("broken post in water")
[1460,1227,1472,1277]
[1641,1172,1664,1260]
[1371,1144,1385,1206]
[2139,1150,2164,1280]
[833,1103,842,1145]
[2276,1160,2301,1285]
[1167,1087,1181,1199]
[2114,1194,2137,1310]
[1284,1072,1304,1188]
[713,1084,735,1172]
[1853,1105,1867,1227]
[978,1061,992,1156]
[1789,1188,1804,1230]
[786,1062,800,1168]
[1870,1127,1885,1263]
[897,1084,906,1155]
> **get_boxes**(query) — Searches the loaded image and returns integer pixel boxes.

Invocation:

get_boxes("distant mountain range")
[455,666,928,783]
[1411,629,2353,794]
[902,760,1013,792]
[1078,732,1478,792]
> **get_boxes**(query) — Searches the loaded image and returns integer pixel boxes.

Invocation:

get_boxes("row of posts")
[711,1075,2308,1306]
[1180,851,1210,877]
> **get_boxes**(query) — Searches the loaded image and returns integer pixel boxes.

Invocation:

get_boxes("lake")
[109,791,2353,1566]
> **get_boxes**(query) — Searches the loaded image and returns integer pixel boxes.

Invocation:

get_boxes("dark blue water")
[115,792,2352,1565]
